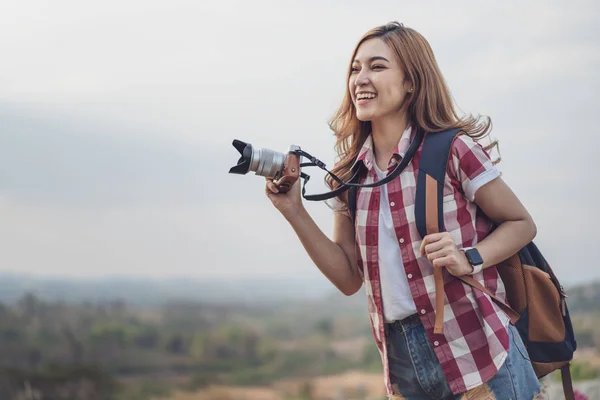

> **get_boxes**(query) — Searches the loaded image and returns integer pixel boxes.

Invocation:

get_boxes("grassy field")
[157,370,386,400]
[2,283,600,400]
[157,356,600,400]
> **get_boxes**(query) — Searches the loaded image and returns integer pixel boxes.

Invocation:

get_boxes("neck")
[371,112,409,170]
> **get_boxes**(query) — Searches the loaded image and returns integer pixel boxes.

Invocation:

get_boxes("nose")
[353,68,370,87]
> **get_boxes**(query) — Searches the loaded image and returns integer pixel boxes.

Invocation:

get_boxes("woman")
[266,22,542,399]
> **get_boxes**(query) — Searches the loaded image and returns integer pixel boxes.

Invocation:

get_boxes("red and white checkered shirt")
[352,127,511,396]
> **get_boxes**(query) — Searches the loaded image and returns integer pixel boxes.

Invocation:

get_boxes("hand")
[265,177,304,219]
[419,232,473,277]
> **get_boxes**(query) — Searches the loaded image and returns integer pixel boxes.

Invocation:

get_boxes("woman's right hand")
[265,175,362,296]
[265,177,304,219]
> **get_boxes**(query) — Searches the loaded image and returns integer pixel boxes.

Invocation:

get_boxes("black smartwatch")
[462,247,484,274]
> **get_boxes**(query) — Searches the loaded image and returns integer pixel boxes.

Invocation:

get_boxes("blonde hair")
[326,22,498,202]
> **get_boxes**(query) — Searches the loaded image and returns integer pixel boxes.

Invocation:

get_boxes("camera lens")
[250,147,285,178]
[229,140,253,175]
[229,140,285,178]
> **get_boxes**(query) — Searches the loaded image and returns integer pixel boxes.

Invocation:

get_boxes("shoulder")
[451,133,488,157]
[447,133,501,201]
[449,134,494,178]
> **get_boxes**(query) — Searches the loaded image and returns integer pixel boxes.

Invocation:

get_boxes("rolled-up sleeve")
[449,135,501,202]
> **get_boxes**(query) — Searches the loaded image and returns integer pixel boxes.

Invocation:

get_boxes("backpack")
[348,128,577,400]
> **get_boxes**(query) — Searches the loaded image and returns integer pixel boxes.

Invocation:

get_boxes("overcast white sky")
[0,0,598,286]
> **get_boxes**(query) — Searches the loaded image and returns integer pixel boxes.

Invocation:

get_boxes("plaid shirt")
[352,127,511,396]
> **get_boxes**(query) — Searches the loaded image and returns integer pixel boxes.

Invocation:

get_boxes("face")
[349,38,412,122]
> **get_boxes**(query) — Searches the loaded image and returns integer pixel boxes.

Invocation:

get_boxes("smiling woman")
[329,23,494,185]
[263,21,544,399]
[351,50,408,126]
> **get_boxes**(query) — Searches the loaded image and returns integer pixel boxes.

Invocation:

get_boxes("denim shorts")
[384,313,541,399]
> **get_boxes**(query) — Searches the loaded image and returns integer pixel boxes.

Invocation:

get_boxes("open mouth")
[356,93,377,105]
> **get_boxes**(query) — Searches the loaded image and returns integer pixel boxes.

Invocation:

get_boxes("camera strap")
[298,130,425,201]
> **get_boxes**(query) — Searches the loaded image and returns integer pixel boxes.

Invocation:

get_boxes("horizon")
[0,0,598,286]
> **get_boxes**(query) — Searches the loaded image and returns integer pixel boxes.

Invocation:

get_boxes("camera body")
[228,140,301,193]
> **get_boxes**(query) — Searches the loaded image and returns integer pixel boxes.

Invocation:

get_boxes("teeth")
[357,93,376,100]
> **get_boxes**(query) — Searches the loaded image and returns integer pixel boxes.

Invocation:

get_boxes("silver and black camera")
[228,139,301,193]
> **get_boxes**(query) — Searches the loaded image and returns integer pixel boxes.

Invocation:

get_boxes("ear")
[404,80,414,93]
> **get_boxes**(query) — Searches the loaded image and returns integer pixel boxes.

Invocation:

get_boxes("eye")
[351,66,360,73]
[372,65,385,70]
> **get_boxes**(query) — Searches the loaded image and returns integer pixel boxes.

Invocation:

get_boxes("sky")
[0,0,598,286]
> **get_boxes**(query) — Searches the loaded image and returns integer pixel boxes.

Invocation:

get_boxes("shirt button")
[390,202,395,207]
[420,309,426,315]
[399,238,405,243]
[434,341,440,346]
[407,274,413,279]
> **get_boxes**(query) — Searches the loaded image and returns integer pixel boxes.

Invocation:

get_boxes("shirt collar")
[353,124,415,171]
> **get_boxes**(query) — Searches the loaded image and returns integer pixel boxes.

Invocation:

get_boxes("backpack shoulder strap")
[414,128,462,334]
[349,185,357,224]
[415,129,521,334]
[348,165,363,224]
[350,129,461,229]
[415,128,462,238]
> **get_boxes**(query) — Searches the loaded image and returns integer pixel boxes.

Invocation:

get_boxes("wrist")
[458,251,474,275]
[461,247,484,275]
[283,204,307,223]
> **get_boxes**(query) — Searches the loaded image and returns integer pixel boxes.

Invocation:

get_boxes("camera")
[228,139,301,193]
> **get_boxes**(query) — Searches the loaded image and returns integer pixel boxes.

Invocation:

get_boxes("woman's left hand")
[419,232,473,277]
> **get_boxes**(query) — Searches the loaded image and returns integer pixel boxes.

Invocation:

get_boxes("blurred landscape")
[0,2,598,398]
[1,274,599,400]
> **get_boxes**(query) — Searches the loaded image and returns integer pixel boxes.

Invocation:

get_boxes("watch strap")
[461,247,483,275]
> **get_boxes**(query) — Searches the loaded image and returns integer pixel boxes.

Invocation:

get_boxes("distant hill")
[0,272,335,306]
[565,281,600,314]
[0,272,598,315]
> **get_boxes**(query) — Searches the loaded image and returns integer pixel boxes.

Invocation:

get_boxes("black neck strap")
[300,130,425,201]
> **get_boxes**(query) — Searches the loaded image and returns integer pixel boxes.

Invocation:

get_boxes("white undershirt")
[374,163,418,322]
[373,162,500,323]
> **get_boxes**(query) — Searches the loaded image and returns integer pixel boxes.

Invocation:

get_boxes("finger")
[423,234,456,256]
[419,237,428,256]
[420,233,444,256]
[432,255,458,269]
[423,240,446,256]
[265,176,279,186]
[266,181,279,194]
[426,248,449,263]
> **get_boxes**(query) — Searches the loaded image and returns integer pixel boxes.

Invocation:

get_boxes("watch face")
[466,249,483,266]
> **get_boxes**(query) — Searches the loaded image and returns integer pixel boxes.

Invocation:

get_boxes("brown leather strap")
[425,174,439,235]
[433,266,445,334]
[459,275,520,324]
[423,136,521,334]
[561,364,575,400]
[424,171,520,334]
[425,174,446,334]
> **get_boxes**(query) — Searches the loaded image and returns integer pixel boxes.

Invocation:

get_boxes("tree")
[133,327,159,350]
[61,325,84,364]
[17,293,42,322]
[165,333,186,354]
[315,319,334,338]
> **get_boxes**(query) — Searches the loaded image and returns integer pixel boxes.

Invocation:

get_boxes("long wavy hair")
[326,22,498,203]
